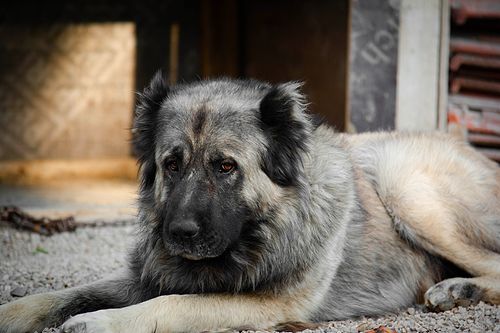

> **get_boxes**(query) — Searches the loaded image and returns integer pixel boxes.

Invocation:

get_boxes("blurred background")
[0,0,499,222]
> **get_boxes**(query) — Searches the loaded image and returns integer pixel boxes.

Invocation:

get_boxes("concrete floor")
[0,179,138,223]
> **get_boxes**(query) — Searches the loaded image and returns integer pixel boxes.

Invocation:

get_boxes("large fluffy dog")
[1,74,499,333]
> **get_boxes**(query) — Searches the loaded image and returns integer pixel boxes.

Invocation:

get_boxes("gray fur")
[0,76,499,333]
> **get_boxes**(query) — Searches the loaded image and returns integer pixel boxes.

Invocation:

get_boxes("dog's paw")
[0,293,59,333]
[61,307,154,333]
[424,277,483,311]
[62,310,120,333]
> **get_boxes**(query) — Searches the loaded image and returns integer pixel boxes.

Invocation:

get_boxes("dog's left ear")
[259,82,311,187]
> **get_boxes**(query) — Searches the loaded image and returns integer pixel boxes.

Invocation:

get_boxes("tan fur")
[0,292,61,332]
[63,291,314,332]
[343,131,500,307]
[476,276,500,304]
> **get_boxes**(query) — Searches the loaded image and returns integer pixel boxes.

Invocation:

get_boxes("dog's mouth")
[178,251,221,261]
[164,234,229,261]
[173,247,227,261]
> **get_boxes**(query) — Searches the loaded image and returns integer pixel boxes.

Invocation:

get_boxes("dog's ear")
[259,82,310,186]
[132,71,169,187]
[132,71,169,161]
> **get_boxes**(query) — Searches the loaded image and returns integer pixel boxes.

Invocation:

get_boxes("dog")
[0,73,499,333]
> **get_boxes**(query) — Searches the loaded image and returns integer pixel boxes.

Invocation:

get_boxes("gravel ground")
[1,224,499,333]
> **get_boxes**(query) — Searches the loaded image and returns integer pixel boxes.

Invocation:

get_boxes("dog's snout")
[169,219,200,239]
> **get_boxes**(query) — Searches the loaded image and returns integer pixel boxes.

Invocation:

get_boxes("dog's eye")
[219,160,236,174]
[166,160,179,172]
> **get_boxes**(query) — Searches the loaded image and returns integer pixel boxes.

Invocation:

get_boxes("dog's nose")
[169,219,200,239]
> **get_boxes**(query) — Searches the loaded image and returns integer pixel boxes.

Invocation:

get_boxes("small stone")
[407,307,416,315]
[10,286,27,297]
[356,322,369,331]
[31,233,40,243]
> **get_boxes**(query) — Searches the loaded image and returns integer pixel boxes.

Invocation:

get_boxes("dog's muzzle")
[163,221,228,260]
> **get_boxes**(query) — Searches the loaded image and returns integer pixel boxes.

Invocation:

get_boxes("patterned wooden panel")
[0,23,135,160]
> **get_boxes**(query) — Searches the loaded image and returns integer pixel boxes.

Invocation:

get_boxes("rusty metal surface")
[448,1,500,163]
[450,36,500,56]
[451,0,500,25]
[449,94,500,110]
[450,53,500,71]
[453,68,500,82]
[448,104,500,162]
[448,103,500,135]
[450,76,500,94]
[468,133,500,146]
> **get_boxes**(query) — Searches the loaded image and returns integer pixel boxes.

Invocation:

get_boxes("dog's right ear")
[132,71,169,187]
[132,71,169,162]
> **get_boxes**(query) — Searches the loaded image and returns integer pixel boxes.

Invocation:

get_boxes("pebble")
[10,286,27,297]
[1,225,132,306]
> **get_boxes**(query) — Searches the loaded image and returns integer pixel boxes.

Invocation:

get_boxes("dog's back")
[344,130,500,309]
[345,131,500,253]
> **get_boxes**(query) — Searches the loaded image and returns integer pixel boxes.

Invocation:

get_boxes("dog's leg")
[62,292,313,333]
[0,273,137,333]
[384,196,500,310]
[375,163,500,310]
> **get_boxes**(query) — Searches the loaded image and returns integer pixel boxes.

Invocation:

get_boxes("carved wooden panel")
[0,23,135,160]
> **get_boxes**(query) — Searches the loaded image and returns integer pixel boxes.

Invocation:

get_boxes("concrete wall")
[396,0,449,131]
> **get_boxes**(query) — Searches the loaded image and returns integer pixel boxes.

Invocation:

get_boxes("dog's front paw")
[62,310,120,333]
[0,293,60,333]
[61,307,153,333]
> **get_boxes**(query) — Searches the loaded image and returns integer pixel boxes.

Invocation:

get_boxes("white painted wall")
[396,0,448,131]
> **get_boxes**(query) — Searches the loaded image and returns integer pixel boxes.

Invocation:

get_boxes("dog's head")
[132,72,311,262]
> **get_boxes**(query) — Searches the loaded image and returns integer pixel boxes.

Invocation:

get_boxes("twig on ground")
[0,206,76,235]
